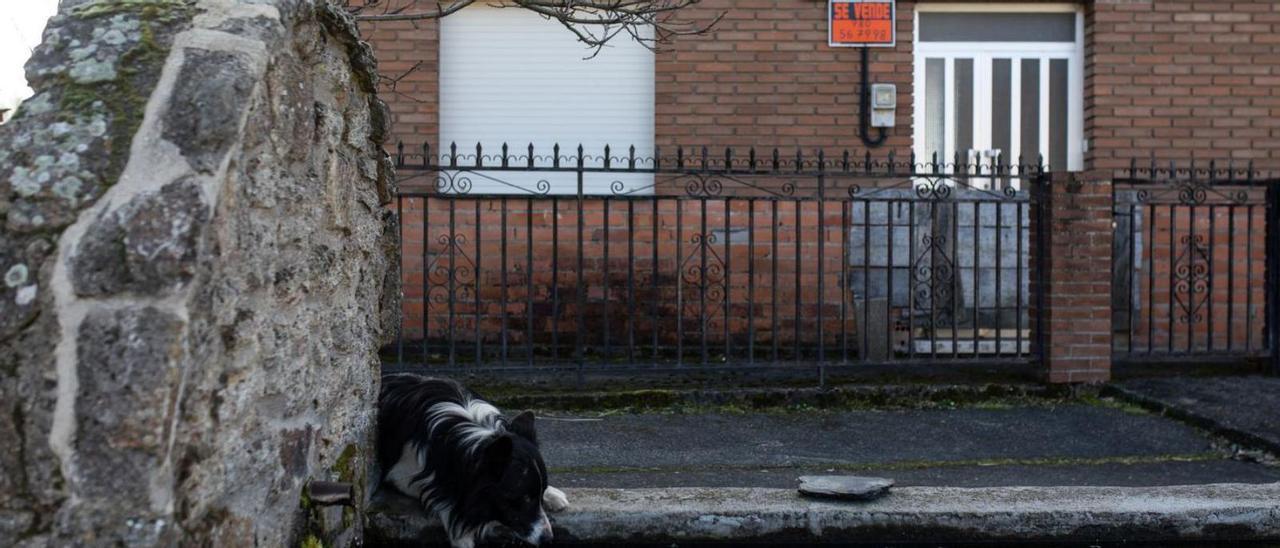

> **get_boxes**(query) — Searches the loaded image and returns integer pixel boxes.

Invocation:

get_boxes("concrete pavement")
[537,403,1280,488]
[366,385,1280,546]
[1109,376,1280,457]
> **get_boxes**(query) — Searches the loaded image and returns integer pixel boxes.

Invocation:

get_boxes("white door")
[913,5,1084,178]
[439,5,655,194]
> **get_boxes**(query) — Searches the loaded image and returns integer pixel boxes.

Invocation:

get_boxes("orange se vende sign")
[829,0,896,48]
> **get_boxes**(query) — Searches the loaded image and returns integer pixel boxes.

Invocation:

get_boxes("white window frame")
[912,3,1085,173]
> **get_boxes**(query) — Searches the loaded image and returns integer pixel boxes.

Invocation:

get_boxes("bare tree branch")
[341,0,720,53]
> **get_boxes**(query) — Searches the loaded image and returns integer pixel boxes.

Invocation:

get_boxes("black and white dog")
[378,374,569,548]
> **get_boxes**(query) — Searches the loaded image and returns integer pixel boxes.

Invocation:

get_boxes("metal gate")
[387,143,1048,379]
[1112,161,1280,370]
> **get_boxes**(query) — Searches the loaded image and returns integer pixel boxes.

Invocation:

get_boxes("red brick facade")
[1086,0,1280,173]
[362,0,1280,172]
[399,197,853,355]
[363,1,1280,382]
[1032,175,1114,383]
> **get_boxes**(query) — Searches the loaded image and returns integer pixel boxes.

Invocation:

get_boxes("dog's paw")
[542,486,569,512]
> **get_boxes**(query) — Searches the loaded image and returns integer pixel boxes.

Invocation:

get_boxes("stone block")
[163,48,256,174]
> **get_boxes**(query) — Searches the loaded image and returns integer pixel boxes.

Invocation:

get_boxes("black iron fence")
[385,143,1049,378]
[1111,160,1280,370]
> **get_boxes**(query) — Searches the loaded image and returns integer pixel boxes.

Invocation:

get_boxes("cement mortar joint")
[44,0,320,536]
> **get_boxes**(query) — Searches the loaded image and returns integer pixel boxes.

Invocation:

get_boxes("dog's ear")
[508,410,538,443]
[481,434,513,475]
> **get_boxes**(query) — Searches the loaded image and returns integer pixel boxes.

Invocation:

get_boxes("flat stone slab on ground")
[798,475,893,500]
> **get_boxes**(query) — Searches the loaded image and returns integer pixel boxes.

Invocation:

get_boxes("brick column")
[1031,173,1114,383]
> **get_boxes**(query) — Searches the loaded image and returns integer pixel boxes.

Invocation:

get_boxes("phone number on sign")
[833,23,892,44]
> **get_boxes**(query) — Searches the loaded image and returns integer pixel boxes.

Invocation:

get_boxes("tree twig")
[341,0,720,51]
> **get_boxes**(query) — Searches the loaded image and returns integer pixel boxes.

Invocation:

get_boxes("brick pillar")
[1032,173,1114,383]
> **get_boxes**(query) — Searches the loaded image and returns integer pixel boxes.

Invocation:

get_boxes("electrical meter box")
[870,83,896,128]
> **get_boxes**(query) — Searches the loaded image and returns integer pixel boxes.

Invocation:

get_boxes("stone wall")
[0,1,397,546]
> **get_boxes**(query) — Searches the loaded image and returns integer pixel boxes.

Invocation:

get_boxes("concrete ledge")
[367,483,1280,545]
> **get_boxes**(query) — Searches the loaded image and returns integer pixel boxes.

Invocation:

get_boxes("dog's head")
[478,411,553,545]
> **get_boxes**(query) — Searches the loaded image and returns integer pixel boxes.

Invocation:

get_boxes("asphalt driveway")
[537,401,1280,488]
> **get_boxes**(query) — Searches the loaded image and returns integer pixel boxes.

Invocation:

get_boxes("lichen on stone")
[4,264,29,288]
[69,177,210,296]
[70,0,194,22]
[15,285,37,307]
[1,0,195,236]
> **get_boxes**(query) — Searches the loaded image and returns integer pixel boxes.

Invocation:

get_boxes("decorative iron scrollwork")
[911,233,956,325]
[915,178,954,200]
[435,172,474,194]
[684,174,725,197]
[425,233,477,309]
[1175,183,1209,206]
[1173,234,1210,325]
[680,232,727,327]
[1133,180,1251,206]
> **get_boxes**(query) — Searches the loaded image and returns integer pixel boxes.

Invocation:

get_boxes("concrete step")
[366,483,1280,546]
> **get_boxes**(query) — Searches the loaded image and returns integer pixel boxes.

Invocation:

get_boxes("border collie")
[378,374,569,548]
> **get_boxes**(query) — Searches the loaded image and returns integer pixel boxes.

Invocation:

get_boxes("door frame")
[912,3,1085,174]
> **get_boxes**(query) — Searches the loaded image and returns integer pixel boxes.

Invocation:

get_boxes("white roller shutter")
[439,5,655,194]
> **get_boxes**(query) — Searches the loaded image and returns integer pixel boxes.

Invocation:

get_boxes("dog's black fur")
[378,374,562,547]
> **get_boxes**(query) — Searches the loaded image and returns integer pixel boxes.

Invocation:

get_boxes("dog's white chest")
[385,444,431,499]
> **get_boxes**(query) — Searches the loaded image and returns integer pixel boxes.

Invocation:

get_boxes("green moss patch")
[71,0,194,21]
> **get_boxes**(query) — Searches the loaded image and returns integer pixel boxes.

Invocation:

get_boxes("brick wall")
[652,0,914,155]
[360,0,1280,173]
[359,7,439,143]
[397,196,855,360]
[1087,0,1280,174]
[358,1,1280,381]
[359,0,916,156]
[1033,174,1113,383]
